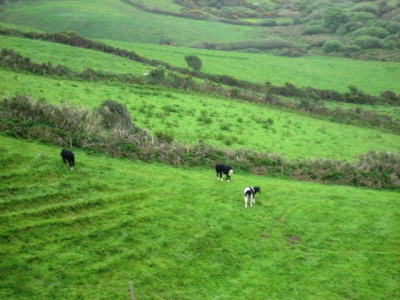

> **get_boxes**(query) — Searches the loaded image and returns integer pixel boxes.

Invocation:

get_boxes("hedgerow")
[1,95,399,189]
[1,47,400,135]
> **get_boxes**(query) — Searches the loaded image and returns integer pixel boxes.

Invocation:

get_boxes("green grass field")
[1,135,399,300]
[1,1,400,299]
[0,0,258,45]
[1,68,400,161]
[0,36,149,74]
[99,40,400,95]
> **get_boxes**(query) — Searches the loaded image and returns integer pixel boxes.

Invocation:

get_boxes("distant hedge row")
[1,47,400,135]
[1,95,399,190]
[1,27,398,107]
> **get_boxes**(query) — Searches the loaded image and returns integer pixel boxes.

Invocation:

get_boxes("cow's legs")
[245,196,248,208]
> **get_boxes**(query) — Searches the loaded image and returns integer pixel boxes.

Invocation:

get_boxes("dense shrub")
[97,99,133,131]
[350,12,376,23]
[380,90,399,102]
[354,36,383,49]
[352,26,390,39]
[378,21,400,34]
[260,19,277,26]
[323,7,349,32]
[344,44,361,52]
[350,3,379,15]
[185,55,202,73]
[383,40,397,49]
[302,24,326,35]
[323,40,344,53]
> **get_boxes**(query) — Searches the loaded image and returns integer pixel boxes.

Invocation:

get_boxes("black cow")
[215,164,233,182]
[244,186,260,208]
[60,149,75,170]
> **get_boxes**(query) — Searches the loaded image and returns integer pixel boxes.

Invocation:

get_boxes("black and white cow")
[215,164,233,182]
[60,148,75,170]
[244,186,260,208]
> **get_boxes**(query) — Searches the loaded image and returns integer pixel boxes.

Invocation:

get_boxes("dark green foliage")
[352,26,390,39]
[323,40,344,53]
[354,36,383,49]
[97,100,133,131]
[149,65,166,82]
[323,7,349,32]
[350,3,379,15]
[260,19,277,26]
[185,55,202,73]
[302,24,326,35]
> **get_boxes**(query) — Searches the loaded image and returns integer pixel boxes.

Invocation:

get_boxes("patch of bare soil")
[287,235,301,245]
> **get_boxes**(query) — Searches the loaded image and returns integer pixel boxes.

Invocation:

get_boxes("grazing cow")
[216,164,233,182]
[244,186,260,208]
[60,149,75,170]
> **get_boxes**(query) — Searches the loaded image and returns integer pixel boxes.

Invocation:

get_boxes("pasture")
[1,135,399,300]
[1,69,400,161]
[99,39,400,95]
[0,0,400,299]
[0,0,257,45]
[0,35,149,74]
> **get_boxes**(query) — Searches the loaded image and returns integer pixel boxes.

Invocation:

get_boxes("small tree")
[185,55,202,73]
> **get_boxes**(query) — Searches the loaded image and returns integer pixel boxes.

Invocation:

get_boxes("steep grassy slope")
[1,135,399,300]
[1,68,400,160]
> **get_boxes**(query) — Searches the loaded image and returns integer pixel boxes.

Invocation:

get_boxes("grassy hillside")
[2,32,399,95]
[1,68,400,160]
[0,0,256,45]
[0,1,399,299]
[1,135,399,300]
[99,39,400,95]
[0,35,149,74]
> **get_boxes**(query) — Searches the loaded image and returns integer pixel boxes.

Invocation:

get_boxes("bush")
[323,40,344,53]
[354,36,383,49]
[344,44,361,52]
[302,25,326,35]
[352,26,390,39]
[350,12,376,23]
[350,3,379,15]
[260,19,277,26]
[383,40,397,50]
[185,55,202,73]
[97,99,132,131]
[380,90,399,102]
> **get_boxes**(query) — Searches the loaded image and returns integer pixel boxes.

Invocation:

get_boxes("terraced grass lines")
[1,135,399,300]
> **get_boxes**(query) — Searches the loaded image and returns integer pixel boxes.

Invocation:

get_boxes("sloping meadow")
[0,135,399,300]
[1,68,399,161]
